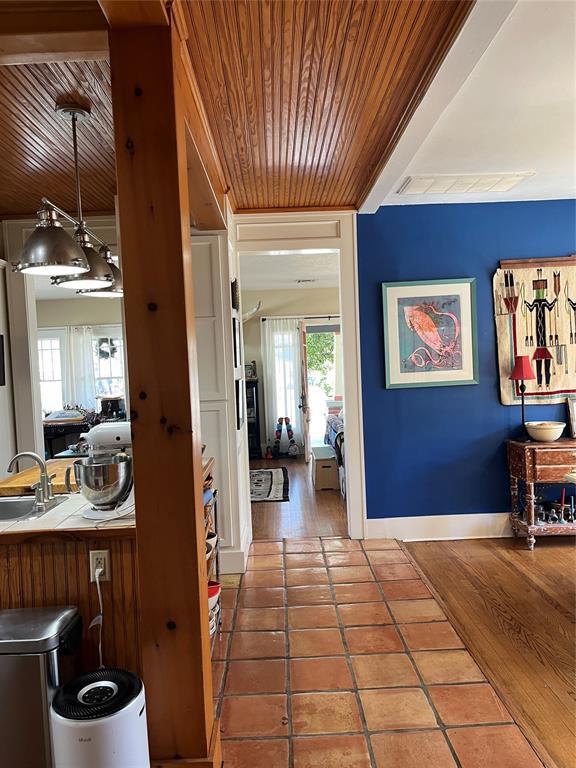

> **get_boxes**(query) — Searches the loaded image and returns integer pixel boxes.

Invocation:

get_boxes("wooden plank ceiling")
[0,0,472,216]
[0,59,115,215]
[182,0,473,210]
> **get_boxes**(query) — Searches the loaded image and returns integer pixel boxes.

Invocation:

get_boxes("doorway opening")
[234,210,366,543]
[240,247,348,540]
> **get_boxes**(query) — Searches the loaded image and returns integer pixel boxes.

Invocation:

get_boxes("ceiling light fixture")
[78,246,124,298]
[13,203,89,276]
[51,104,113,291]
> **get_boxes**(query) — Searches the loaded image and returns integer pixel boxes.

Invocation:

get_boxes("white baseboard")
[365,513,512,542]
[219,546,249,574]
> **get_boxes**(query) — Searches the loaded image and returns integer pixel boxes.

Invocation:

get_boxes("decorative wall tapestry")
[382,278,478,389]
[493,255,576,405]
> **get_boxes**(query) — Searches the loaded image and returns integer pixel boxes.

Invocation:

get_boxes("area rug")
[249,468,289,502]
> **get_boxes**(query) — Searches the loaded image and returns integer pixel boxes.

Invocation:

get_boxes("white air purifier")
[50,668,149,768]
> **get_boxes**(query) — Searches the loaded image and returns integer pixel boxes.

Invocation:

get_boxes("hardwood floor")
[406,537,576,768]
[250,458,347,540]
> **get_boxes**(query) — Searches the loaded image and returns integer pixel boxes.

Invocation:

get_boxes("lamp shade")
[13,207,89,276]
[78,247,123,298]
[52,229,114,290]
[509,354,536,381]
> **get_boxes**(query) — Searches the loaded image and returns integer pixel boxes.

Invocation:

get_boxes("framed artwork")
[232,312,241,370]
[235,377,245,430]
[567,397,576,438]
[382,278,478,389]
[0,335,4,387]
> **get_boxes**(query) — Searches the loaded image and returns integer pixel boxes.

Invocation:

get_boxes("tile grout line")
[322,538,380,768]
[216,578,242,723]
[361,539,465,768]
[283,538,294,768]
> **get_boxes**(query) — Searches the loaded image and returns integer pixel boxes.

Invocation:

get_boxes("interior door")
[299,322,311,463]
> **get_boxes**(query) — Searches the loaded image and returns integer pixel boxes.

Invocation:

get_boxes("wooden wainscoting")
[0,529,140,673]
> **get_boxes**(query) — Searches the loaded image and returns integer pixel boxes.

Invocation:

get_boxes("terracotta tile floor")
[214,537,544,768]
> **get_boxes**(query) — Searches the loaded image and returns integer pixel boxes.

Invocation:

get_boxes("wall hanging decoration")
[382,278,478,389]
[493,255,576,405]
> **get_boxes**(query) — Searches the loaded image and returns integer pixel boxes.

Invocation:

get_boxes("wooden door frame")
[233,211,366,539]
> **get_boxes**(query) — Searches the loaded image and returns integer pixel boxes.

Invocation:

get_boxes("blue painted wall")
[357,200,576,519]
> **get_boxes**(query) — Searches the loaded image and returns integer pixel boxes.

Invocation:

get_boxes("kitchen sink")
[0,496,67,522]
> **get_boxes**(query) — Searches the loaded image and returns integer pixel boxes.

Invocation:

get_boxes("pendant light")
[54,228,113,290]
[78,246,124,298]
[51,104,114,291]
[12,203,89,277]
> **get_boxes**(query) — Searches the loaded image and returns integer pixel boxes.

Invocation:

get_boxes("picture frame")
[232,313,241,369]
[0,335,4,387]
[235,378,245,430]
[382,278,479,389]
[567,397,576,438]
[245,361,257,380]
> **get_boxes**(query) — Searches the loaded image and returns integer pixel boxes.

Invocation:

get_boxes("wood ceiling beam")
[0,31,108,66]
[0,3,108,65]
[108,22,220,765]
[171,1,228,226]
[98,0,169,27]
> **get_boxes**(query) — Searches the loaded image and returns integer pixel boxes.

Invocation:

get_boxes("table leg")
[510,475,519,536]
[525,481,536,550]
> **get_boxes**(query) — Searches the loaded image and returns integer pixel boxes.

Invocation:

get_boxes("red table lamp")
[509,355,536,433]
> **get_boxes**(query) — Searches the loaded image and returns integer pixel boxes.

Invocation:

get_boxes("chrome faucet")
[7,452,57,513]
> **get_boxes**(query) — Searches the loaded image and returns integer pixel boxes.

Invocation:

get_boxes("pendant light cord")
[71,114,83,224]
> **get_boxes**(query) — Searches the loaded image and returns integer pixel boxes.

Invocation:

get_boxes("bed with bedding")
[325,411,345,497]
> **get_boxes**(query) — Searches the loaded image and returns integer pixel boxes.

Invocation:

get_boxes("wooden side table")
[507,438,576,549]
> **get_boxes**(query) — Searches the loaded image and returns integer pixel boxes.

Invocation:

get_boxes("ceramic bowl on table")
[525,421,566,442]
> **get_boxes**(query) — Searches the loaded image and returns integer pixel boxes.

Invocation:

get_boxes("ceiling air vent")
[397,172,535,195]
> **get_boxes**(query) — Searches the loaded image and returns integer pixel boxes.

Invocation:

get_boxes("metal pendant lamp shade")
[53,230,114,290]
[13,206,89,276]
[78,247,124,298]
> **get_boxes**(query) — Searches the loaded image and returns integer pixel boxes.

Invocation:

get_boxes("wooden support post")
[108,24,220,766]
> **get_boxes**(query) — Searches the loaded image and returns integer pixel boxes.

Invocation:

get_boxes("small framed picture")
[245,361,257,379]
[0,335,5,387]
[567,397,576,438]
[235,378,245,430]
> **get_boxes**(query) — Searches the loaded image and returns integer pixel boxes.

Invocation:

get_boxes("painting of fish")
[398,295,462,373]
[382,279,478,389]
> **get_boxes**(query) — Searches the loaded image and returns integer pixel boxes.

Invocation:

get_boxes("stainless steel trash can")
[0,607,82,768]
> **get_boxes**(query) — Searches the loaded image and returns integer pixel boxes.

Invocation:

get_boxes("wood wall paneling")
[109,23,218,763]
[0,533,141,674]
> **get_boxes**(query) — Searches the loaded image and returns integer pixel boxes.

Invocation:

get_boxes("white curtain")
[261,318,303,449]
[63,326,97,409]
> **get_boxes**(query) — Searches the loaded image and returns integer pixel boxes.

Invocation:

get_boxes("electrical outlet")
[89,550,110,582]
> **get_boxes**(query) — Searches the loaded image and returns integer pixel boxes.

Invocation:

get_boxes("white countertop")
[0,492,136,535]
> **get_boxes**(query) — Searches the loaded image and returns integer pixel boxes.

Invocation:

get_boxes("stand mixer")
[65,423,134,520]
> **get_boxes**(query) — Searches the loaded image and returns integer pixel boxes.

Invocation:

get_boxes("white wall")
[36,298,122,328]
[242,287,340,372]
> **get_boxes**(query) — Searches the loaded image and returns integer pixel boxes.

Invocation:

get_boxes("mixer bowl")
[66,453,133,509]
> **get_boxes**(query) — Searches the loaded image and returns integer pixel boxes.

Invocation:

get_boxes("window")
[37,329,66,414]
[92,328,125,398]
[37,325,125,415]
